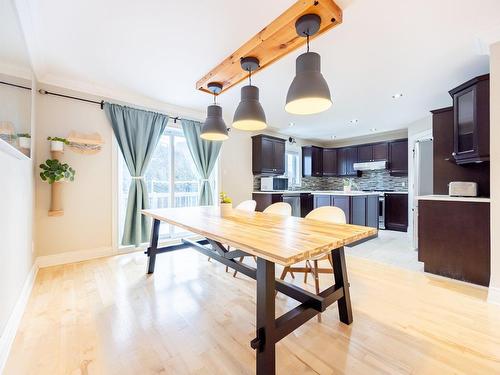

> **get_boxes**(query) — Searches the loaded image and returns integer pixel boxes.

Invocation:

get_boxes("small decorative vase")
[18,136,31,149]
[50,140,64,152]
[220,203,233,217]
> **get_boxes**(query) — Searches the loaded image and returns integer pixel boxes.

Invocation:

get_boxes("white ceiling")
[10,0,500,140]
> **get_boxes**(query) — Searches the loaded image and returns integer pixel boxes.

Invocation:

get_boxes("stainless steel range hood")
[353,160,387,171]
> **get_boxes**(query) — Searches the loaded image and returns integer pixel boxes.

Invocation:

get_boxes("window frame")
[285,147,301,188]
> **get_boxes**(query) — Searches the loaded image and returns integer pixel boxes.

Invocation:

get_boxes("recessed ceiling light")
[349,119,358,125]
[331,135,336,140]
[392,93,403,99]
[289,122,295,127]
[370,128,377,132]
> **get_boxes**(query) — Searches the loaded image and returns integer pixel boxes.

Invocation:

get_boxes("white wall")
[489,41,500,304]
[0,75,35,370]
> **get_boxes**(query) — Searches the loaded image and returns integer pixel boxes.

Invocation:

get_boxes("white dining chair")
[263,202,292,216]
[280,206,346,294]
[232,201,292,278]
[226,200,257,275]
[235,200,257,212]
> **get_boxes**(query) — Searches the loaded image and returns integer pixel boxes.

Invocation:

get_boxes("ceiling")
[10,0,500,140]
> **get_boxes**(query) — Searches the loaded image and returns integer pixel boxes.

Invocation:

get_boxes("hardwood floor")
[4,248,500,374]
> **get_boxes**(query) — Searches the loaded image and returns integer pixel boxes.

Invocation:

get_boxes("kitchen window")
[118,124,217,242]
[285,150,301,187]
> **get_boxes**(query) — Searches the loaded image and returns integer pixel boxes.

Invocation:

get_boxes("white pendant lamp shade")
[285,51,332,115]
[233,85,267,130]
[201,104,228,141]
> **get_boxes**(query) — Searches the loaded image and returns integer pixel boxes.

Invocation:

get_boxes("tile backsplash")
[253,170,408,192]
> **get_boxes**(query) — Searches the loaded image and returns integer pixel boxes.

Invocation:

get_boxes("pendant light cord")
[249,69,252,86]
[306,33,310,53]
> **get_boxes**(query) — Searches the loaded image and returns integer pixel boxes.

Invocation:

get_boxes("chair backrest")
[305,206,346,224]
[263,202,292,216]
[235,200,257,212]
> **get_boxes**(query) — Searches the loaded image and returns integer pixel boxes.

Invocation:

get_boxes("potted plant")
[219,191,233,216]
[47,136,69,152]
[40,159,76,214]
[17,133,31,149]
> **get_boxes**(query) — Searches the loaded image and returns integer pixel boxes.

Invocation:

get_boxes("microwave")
[260,176,289,191]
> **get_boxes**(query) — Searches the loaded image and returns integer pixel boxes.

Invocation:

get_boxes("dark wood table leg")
[255,258,276,375]
[331,247,353,324]
[147,219,160,274]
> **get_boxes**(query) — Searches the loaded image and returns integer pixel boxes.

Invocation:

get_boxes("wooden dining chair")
[232,201,292,277]
[279,206,346,295]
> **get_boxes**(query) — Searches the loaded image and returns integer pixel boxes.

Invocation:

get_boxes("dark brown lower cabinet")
[253,193,283,212]
[418,199,490,286]
[385,193,408,232]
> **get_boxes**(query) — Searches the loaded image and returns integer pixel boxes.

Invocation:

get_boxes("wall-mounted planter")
[50,140,64,152]
[18,136,31,149]
[48,181,64,216]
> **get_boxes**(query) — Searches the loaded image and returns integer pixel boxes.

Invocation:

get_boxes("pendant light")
[201,82,228,141]
[285,14,332,115]
[232,57,267,131]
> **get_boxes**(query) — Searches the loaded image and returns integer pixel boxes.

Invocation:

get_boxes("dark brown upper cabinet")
[449,74,489,165]
[357,143,389,163]
[302,146,323,177]
[252,134,286,175]
[322,148,338,176]
[337,147,359,177]
[388,139,408,176]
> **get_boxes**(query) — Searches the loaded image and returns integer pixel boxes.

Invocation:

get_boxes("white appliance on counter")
[448,181,478,197]
[260,176,289,191]
[353,160,387,171]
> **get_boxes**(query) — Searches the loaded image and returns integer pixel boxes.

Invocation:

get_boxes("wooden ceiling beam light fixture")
[196,0,342,95]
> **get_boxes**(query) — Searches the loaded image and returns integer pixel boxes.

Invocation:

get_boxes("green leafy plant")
[39,159,75,184]
[219,191,232,204]
[17,133,31,138]
[47,136,69,144]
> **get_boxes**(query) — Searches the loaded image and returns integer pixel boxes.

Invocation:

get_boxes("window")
[285,150,300,187]
[118,123,217,242]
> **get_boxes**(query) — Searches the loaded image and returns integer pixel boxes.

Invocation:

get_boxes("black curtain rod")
[0,80,32,91]
[38,88,183,123]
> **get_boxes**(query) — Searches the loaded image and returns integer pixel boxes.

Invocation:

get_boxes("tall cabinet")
[252,135,286,175]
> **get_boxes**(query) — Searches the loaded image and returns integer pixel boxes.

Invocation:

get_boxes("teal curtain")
[104,102,169,246]
[181,119,222,205]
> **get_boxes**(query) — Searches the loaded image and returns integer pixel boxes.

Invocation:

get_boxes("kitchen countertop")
[416,195,490,203]
[252,190,401,196]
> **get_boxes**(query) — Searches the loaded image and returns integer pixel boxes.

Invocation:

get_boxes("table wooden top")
[142,206,377,266]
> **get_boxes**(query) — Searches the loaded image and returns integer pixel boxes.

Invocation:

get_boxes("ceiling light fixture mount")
[200,82,228,141]
[285,13,333,115]
[232,57,267,131]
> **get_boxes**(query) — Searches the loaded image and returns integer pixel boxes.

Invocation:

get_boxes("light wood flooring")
[4,248,500,374]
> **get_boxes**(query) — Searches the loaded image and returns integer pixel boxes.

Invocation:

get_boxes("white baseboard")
[36,246,115,268]
[0,263,38,374]
[488,286,500,305]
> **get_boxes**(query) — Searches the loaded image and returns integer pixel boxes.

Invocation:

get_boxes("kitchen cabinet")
[372,142,389,161]
[313,194,378,230]
[302,146,323,177]
[385,193,408,232]
[322,148,338,176]
[337,147,359,177]
[356,143,388,163]
[418,199,490,286]
[448,74,489,164]
[388,139,408,175]
[252,135,286,175]
[300,193,314,217]
[252,193,283,212]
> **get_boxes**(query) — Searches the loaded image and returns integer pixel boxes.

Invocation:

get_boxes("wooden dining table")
[142,206,377,375]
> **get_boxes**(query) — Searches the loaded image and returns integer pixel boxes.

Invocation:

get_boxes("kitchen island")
[252,191,380,242]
